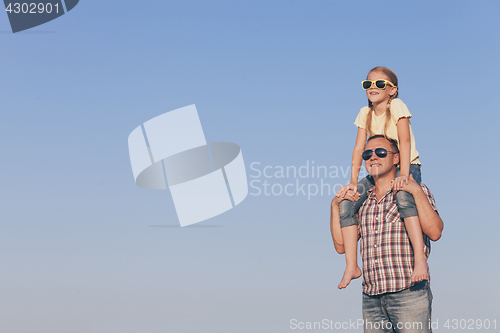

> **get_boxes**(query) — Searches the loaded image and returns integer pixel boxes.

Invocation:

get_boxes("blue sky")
[1,1,499,332]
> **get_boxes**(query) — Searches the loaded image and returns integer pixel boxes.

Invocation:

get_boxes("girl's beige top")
[354,98,421,165]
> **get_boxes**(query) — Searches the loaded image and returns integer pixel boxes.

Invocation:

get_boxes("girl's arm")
[396,117,411,176]
[351,127,368,184]
[337,127,367,197]
[393,117,411,191]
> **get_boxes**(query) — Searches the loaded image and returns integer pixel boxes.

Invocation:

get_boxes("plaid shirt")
[358,184,438,295]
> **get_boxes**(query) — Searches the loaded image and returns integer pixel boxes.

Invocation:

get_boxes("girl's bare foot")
[338,265,362,289]
[411,258,428,282]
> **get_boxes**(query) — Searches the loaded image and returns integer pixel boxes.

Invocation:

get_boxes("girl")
[335,66,427,289]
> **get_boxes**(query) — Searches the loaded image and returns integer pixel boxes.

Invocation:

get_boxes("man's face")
[364,137,399,178]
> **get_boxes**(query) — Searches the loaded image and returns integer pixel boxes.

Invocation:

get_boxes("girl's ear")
[390,85,398,97]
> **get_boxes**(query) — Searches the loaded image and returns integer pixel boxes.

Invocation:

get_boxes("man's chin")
[368,168,382,177]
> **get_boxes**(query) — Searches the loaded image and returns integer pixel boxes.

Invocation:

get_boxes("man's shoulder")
[419,183,432,195]
[419,183,438,211]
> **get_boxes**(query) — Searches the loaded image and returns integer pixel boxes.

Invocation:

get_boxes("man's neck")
[372,172,396,200]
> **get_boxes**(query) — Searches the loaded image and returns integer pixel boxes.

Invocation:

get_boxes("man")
[331,135,443,333]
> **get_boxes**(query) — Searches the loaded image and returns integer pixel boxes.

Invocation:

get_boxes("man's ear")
[393,152,400,166]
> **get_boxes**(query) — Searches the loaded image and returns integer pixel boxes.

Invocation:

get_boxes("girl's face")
[365,71,398,106]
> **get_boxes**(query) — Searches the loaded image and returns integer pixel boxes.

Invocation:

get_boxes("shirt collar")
[367,186,393,202]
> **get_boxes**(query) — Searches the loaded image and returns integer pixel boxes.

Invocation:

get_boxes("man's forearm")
[414,189,443,241]
[330,199,345,254]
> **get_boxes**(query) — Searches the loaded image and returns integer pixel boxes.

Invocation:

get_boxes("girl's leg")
[338,176,373,289]
[339,175,374,227]
[395,165,427,282]
[338,225,361,289]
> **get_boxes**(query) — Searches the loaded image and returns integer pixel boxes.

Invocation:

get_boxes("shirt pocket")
[383,202,403,226]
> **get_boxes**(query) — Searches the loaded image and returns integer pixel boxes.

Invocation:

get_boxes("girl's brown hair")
[364,66,399,137]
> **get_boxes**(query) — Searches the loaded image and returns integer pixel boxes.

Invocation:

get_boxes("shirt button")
[374,245,377,248]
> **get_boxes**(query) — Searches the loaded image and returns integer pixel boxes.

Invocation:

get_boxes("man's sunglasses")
[361,79,395,90]
[362,148,398,161]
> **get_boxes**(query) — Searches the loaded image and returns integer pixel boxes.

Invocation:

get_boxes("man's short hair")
[366,135,399,154]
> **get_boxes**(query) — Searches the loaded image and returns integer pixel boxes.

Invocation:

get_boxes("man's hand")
[391,175,409,193]
[336,184,359,199]
[334,188,360,203]
[399,174,421,195]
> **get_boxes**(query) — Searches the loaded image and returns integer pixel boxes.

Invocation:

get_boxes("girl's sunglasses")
[362,148,397,161]
[361,79,395,90]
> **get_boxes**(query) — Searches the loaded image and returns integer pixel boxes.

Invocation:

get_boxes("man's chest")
[358,197,406,242]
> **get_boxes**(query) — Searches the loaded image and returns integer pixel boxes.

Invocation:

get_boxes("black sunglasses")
[361,79,395,90]
[362,148,397,161]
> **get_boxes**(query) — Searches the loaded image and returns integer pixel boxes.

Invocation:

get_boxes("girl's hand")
[399,175,421,196]
[343,189,360,202]
[391,175,409,193]
[336,184,359,198]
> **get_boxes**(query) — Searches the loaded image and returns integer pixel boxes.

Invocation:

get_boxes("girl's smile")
[365,71,398,112]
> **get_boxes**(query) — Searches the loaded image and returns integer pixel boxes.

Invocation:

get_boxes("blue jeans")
[362,280,433,333]
[339,165,421,228]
